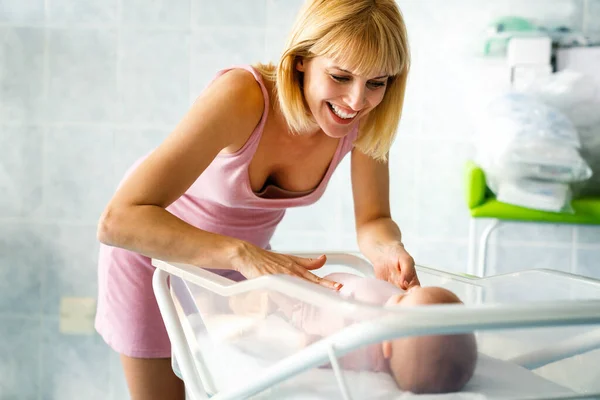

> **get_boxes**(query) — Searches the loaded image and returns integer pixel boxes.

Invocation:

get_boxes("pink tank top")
[127,66,358,279]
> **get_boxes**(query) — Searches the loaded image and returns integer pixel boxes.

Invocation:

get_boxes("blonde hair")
[254,0,410,161]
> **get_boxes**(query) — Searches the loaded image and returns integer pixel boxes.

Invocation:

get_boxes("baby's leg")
[120,355,185,400]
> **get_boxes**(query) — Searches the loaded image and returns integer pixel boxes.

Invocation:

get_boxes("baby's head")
[383,287,478,394]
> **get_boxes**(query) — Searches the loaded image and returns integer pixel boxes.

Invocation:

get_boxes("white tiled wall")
[1,1,599,398]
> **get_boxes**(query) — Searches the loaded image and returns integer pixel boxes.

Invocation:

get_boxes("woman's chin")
[321,122,357,139]
[317,116,357,138]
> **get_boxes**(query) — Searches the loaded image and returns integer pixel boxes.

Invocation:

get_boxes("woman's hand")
[230,243,342,291]
[373,242,420,290]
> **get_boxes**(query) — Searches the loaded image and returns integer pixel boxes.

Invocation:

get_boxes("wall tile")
[40,317,110,400]
[46,29,117,123]
[190,28,266,98]
[336,137,419,241]
[407,0,513,60]
[415,139,472,239]
[419,59,510,139]
[415,0,513,33]
[586,0,600,32]
[0,0,45,23]
[121,0,189,26]
[411,240,469,274]
[0,28,44,122]
[333,156,355,233]
[117,29,190,125]
[265,28,288,63]
[108,351,129,400]
[509,0,584,30]
[0,317,40,400]
[0,224,48,315]
[41,224,100,315]
[47,0,117,25]
[266,0,304,30]
[389,136,419,236]
[270,231,342,253]
[333,234,361,253]
[44,126,114,222]
[395,75,424,138]
[113,128,168,180]
[192,0,267,28]
[0,125,44,218]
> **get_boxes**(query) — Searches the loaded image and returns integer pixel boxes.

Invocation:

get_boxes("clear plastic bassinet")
[152,253,600,400]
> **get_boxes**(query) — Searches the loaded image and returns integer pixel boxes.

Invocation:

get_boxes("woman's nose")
[345,83,366,111]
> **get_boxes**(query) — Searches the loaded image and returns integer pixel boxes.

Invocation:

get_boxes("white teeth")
[329,103,357,119]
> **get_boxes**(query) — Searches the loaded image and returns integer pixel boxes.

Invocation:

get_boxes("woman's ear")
[296,57,305,72]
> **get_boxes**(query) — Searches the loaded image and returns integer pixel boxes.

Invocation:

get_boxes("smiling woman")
[296,56,389,136]
[255,0,411,161]
[95,0,416,399]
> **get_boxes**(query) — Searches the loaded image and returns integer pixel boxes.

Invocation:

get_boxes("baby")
[285,273,477,394]
[227,273,478,394]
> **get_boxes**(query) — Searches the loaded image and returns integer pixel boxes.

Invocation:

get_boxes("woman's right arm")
[97,69,340,289]
[97,69,262,270]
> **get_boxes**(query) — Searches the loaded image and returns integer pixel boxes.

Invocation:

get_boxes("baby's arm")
[325,273,404,305]
[293,273,402,336]
[227,273,399,340]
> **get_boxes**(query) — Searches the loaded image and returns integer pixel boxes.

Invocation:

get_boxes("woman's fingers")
[301,271,342,290]
[397,254,419,289]
[283,255,342,290]
[248,250,341,290]
[291,254,327,270]
[320,277,343,290]
[406,275,421,288]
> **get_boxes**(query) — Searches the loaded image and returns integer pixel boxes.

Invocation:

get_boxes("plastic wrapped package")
[474,93,591,211]
[488,139,592,183]
[492,178,574,213]
[479,93,582,148]
[522,70,600,198]
[522,70,600,128]
[572,124,600,197]
[474,94,590,181]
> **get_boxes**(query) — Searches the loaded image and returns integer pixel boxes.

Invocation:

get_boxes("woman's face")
[297,55,389,138]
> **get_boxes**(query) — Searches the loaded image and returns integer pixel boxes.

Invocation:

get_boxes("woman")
[95,0,419,398]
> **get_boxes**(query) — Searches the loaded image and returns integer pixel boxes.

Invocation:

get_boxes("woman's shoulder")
[201,67,267,149]
[212,67,265,104]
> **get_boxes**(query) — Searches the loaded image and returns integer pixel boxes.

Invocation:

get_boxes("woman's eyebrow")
[331,67,388,80]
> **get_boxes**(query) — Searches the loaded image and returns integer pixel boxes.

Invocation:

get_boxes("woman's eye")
[368,81,387,89]
[331,75,350,82]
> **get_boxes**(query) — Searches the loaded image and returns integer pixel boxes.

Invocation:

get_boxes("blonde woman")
[96,0,419,398]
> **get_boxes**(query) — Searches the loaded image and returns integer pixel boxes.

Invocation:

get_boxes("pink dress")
[95,65,359,358]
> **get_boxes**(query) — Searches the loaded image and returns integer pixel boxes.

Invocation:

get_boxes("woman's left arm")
[351,148,420,290]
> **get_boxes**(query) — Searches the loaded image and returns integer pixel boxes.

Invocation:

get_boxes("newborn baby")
[288,273,478,394]
[227,273,478,394]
